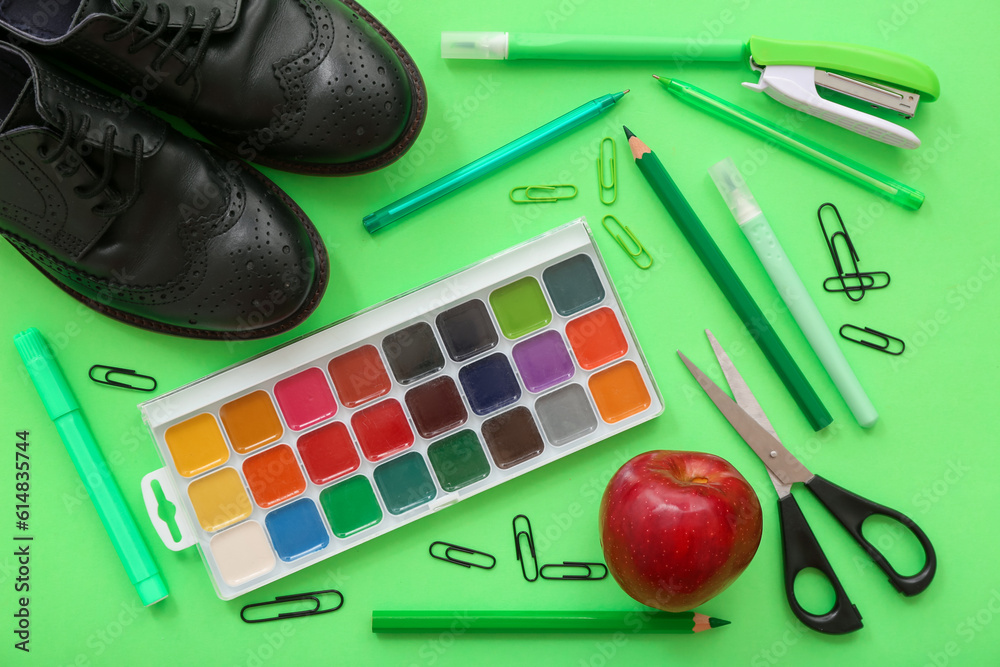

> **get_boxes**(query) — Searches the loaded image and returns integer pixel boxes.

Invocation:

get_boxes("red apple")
[599,450,763,612]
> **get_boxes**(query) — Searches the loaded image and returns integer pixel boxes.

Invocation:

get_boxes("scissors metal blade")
[706,330,776,436]
[706,330,790,496]
[677,350,813,487]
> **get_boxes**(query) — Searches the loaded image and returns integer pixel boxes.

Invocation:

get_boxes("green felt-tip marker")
[14,328,167,606]
[372,610,729,634]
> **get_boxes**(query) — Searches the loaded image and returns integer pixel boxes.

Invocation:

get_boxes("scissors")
[678,330,936,634]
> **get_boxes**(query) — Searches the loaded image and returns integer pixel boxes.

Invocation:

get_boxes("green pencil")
[372,610,729,634]
[624,126,831,431]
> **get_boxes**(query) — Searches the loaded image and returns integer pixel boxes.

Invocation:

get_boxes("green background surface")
[2,0,998,665]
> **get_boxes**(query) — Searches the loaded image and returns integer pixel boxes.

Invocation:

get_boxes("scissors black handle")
[778,494,864,634]
[806,475,937,596]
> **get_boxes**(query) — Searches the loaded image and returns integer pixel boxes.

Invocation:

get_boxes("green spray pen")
[14,328,167,606]
[708,158,878,427]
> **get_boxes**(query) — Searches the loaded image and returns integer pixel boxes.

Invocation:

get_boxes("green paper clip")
[509,184,578,203]
[598,137,617,204]
[602,215,652,269]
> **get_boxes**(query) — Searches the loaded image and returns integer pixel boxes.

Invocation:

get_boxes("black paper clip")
[240,589,344,624]
[818,202,890,301]
[839,325,905,355]
[512,514,539,582]
[539,561,608,581]
[429,541,496,570]
[89,365,158,392]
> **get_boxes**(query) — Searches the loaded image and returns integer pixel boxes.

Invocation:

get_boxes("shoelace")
[103,1,221,86]
[36,104,144,218]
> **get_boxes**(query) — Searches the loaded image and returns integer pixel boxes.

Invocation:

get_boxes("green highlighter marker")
[708,159,878,428]
[14,328,167,606]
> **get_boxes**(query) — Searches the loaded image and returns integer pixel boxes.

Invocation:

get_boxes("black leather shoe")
[0,43,329,339]
[0,0,426,175]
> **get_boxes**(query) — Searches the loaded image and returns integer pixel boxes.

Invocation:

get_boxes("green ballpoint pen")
[14,328,167,606]
[653,76,924,210]
[363,90,628,233]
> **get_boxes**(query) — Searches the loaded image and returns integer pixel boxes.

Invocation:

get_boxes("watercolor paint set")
[138,219,663,599]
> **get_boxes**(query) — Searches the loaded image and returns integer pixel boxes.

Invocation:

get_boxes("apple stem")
[692,477,710,484]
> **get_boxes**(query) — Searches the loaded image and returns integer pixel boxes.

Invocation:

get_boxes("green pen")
[653,76,924,210]
[14,328,167,606]
[364,90,627,233]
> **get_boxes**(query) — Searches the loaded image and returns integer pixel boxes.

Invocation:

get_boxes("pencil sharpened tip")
[622,125,635,140]
[710,618,731,629]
